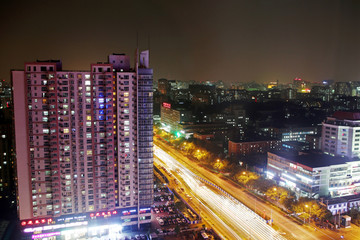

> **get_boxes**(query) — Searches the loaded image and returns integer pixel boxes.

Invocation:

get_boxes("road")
[155,145,286,240]
[155,140,354,240]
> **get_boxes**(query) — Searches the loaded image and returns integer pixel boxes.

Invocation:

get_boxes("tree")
[236,171,259,185]
[248,177,274,193]
[349,208,360,225]
[265,186,289,204]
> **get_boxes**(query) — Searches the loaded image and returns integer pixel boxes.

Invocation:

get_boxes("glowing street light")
[305,204,311,224]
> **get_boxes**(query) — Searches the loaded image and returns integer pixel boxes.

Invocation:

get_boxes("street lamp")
[305,205,311,224]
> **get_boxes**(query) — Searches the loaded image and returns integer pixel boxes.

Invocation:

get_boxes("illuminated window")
[64,129,69,133]
[85,75,90,80]
[124,92,129,97]
[87,150,92,155]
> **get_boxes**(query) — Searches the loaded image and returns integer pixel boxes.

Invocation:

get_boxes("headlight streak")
[154,146,286,240]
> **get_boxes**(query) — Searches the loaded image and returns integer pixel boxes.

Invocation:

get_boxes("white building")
[322,111,360,158]
[267,151,360,199]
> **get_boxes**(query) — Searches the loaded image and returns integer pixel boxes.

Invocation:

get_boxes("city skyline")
[1,0,360,84]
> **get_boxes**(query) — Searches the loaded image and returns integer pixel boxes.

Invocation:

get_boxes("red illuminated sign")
[162,102,171,109]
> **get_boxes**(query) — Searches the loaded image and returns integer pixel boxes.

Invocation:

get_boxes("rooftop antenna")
[136,31,139,50]
[135,32,139,68]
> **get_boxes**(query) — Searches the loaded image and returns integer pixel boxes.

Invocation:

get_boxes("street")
[155,140,360,240]
[155,145,286,240]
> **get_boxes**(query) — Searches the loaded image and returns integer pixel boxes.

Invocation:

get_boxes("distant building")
[0,81,12,109]
[0,111,15,204]
[267,151,360,199]
[229,139,281,156]
[158,78,170,95]
[310,86,332,101]
[189,84,216,105]
[334,82,352,96]
[193,132,215,141]
[261,126,317,142]
[306,134,322,150]
[160,102,191,134]
[322,111,360,158]
[280,88,296,100]
[281,141,309,153]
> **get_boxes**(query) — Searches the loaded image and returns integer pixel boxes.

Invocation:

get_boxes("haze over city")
[1,0,360,84]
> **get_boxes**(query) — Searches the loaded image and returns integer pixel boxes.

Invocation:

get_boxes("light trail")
[154,145,287,240]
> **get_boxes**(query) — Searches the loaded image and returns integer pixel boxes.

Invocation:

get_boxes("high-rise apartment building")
[322,111,360,158]
[12,50,153,233]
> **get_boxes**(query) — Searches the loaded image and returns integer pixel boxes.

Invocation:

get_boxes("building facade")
[12,51,153,232]
[261,126,317,142]
[229,139,281,156]
[322,111,360,158]
[267,152,360,199]
[160,102,191,134]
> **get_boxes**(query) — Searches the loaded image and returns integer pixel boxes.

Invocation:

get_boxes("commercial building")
[160,102,191,134]
[267,152,360,199]
[12,50,153,236]
[322,111,360,158]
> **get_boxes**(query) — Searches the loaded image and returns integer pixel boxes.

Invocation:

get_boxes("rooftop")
[326,193,360,205]
[270,151,357,168]
[333,111,360,120]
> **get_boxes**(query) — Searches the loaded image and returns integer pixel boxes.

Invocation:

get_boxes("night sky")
[1,0,360,84]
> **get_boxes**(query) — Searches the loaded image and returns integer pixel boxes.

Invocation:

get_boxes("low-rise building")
[324,194,360,215]
[229,139,281,156]
[282,141,309,153]
[267,151,360,199]
[261,126,317,142]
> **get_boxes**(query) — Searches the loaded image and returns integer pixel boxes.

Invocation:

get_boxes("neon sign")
[32,232,60,239]
[162,102,171,109]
